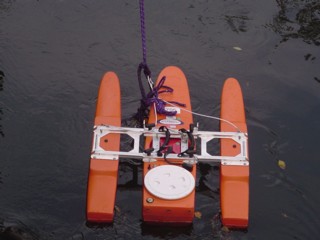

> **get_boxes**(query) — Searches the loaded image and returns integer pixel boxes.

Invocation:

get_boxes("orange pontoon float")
[86,72,121,222]
[86,66,249,228]
[220,78,249,228]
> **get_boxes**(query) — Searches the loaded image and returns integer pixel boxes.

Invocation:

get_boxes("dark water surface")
[1,1,320,239]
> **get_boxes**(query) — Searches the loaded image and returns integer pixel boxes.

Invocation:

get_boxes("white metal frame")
[91,124,249,166]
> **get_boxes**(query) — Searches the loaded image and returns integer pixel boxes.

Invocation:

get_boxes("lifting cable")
[136,0,243,134]
[136,0,184,126]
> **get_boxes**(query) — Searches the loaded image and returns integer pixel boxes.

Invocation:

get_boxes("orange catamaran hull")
[220,78,249,228]
[142,66,195,224]
[86,72,121,222]
[86,68,249,228]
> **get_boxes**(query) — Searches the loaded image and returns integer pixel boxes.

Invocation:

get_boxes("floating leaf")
[194,211,202,219]
[221,226,229,232]
[278,159,286,169]
[115,205,121,213]
[233,46,242,51]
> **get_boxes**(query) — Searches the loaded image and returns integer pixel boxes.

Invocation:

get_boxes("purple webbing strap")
[144,76,186,116]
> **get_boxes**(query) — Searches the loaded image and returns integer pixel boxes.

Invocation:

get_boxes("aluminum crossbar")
[91,125,249,166]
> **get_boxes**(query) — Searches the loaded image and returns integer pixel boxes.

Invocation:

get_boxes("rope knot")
[144,76,185,116]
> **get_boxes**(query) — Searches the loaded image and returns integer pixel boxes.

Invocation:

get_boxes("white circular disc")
[144,165,195,200]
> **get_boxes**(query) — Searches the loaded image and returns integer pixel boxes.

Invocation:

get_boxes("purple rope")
[139,0,147,65]
[135,0,185,124]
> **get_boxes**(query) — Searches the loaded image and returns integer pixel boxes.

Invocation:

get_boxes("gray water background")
[1,0,320,239]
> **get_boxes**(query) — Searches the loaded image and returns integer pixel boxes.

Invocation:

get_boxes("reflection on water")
[0,219,39,240]
[225,15,250,33]
[272,0,320,45]
[0,0,8,139]
[0,1,12,11]
[0,71,3,137]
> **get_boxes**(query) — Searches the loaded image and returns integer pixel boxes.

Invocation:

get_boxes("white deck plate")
[144,165,195,200]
